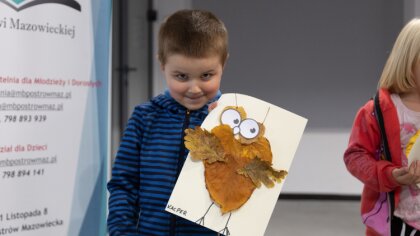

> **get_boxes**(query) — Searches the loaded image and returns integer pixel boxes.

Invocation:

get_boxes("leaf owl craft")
[184,106,288,215]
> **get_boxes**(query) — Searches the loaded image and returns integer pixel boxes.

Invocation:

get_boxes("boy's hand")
[208,102,218,112]
[392,160,420,185]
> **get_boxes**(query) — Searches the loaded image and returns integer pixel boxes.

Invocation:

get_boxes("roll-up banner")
[0,0,111,235]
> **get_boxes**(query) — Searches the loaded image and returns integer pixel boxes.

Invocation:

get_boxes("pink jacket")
[344,89,402,235]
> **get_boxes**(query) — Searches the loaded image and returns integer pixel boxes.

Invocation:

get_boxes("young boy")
[107,10,228,235]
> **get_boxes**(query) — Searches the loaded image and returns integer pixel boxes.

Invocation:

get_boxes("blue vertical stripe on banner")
[69,89,101,236]
[81,0,111,235]
[67,0,111,235]
[90,0,112,235]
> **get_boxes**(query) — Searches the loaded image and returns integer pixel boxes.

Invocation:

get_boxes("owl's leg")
[195,202,215,226]
[217,212,232,236]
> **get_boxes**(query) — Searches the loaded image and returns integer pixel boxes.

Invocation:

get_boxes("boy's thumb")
[208,102,218,112]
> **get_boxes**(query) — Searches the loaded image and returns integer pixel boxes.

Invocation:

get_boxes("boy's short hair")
[158,9,228,66]
[379,18,420,93]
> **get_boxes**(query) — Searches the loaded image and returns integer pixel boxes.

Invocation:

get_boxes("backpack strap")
[374,91,392,162]
[373,91,397,233]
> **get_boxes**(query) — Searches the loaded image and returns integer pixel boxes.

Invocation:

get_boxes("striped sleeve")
[107,108,143,235]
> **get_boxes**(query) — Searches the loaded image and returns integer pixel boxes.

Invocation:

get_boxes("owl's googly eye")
[239,119,260,139]
[220,109,242,129]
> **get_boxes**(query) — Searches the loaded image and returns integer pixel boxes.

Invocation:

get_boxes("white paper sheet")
[166,93,307,236]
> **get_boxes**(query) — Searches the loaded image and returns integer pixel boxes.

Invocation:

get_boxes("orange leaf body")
[204,125,273,213]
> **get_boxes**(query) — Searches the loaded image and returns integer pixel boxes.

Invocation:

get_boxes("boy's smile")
[162,54,223,110]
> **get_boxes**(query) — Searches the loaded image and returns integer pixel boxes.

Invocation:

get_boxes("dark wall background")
[192,0,403,129]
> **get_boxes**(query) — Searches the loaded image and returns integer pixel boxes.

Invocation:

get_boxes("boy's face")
[161,54,223,110]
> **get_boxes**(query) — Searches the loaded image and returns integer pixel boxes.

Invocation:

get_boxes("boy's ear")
[223,53,230,69]
[157,54,165,71]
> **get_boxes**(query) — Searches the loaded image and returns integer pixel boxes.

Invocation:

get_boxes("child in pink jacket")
[344,18,420,236]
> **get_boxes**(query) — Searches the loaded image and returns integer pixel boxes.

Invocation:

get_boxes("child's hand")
[208,102,218,112]
[392,160,420,185]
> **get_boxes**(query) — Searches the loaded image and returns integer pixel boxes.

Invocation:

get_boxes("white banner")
[0,0,111,235]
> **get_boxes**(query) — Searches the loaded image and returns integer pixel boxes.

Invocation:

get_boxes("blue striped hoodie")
[107,90,219,235]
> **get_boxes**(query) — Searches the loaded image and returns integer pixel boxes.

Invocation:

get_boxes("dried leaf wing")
[184,127,225,163]
[237,157,287,188]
